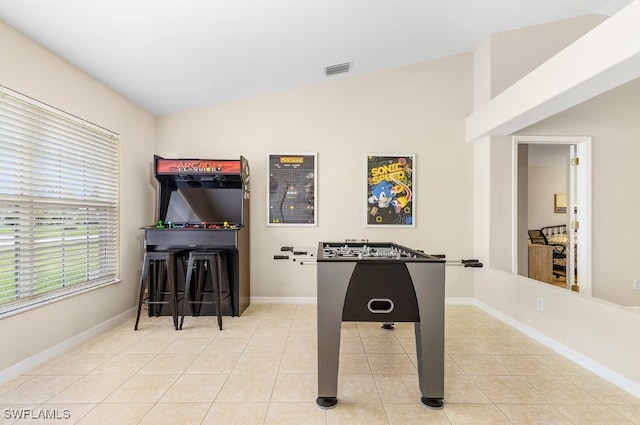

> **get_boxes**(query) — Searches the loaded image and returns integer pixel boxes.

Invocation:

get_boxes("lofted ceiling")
[0,0,633,115]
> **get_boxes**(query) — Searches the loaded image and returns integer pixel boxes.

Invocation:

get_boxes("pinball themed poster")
[267,153,317,226]
[366,154,415,227]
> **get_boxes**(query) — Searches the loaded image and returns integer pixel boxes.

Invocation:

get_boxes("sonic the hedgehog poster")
[366,154,415,227]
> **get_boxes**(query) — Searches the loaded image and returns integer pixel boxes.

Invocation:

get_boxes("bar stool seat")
[180,250,231,330]
[134,250,185,330]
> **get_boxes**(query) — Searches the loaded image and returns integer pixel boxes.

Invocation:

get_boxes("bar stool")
[179,250,231,330]
[134,251,184,330]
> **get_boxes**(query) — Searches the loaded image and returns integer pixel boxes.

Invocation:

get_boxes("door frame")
[512,135,592,295]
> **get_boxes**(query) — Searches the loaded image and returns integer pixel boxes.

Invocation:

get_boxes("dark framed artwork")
[267,153,317,226]
[366,154,415,227]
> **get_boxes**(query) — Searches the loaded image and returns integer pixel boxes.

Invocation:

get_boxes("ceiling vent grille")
[325,61,352,76]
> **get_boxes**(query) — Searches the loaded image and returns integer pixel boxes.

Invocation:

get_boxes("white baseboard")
[0,308,135,385]
[445,297,474,305]
[249,297,474,305]
[250,297,317,304]
[473,299,640,399]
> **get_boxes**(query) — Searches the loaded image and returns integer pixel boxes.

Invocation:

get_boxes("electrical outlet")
[536,297,544,312]
[633,279,640,291]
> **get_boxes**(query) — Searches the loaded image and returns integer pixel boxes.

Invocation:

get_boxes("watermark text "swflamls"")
[3,408,71,420]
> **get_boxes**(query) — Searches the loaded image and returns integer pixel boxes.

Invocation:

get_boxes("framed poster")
[554,193,567,213]
[366,154,415,227]
[267,153,317,226]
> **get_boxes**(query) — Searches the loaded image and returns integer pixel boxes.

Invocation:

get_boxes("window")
[0,86,119,315]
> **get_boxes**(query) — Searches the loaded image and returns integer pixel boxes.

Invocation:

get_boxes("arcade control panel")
[146,221,241,230]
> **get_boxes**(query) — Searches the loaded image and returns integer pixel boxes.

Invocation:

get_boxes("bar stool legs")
[180,250,229,330]
[134,251,181,330]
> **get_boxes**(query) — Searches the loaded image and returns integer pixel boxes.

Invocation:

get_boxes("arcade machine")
[143,155,250,316]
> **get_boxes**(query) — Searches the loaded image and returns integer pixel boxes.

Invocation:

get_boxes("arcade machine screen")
[165,188,243,225]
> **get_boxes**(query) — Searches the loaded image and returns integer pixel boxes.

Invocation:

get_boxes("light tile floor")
[1,304,639,424]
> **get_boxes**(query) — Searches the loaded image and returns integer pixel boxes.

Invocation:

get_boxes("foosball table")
[315,241,446,409]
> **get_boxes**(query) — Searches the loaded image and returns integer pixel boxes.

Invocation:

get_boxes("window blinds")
[0,86,120,315]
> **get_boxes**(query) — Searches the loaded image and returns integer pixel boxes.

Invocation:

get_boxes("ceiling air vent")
[325,61,352,76]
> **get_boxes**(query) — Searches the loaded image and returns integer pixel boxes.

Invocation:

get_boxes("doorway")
[512,136,591,295]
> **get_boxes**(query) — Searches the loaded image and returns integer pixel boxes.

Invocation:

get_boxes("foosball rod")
[280,246,316,254]
[274,246,316,261]
[431,254,483,268]
[294,259,481,267]
[422,253,483,268]
[445,260,483,268]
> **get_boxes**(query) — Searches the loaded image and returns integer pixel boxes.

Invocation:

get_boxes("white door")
[570,143,591,295]
[567,145,577,290]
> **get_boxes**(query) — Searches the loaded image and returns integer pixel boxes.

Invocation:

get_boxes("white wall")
[490,14,607,97]
[473,14,640,394]
[489,136,514,272]
[157,54,475,301]
[0,21,156,371]
[526,144,570,231]
[527,166,567,230]
[521,78,640,305]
